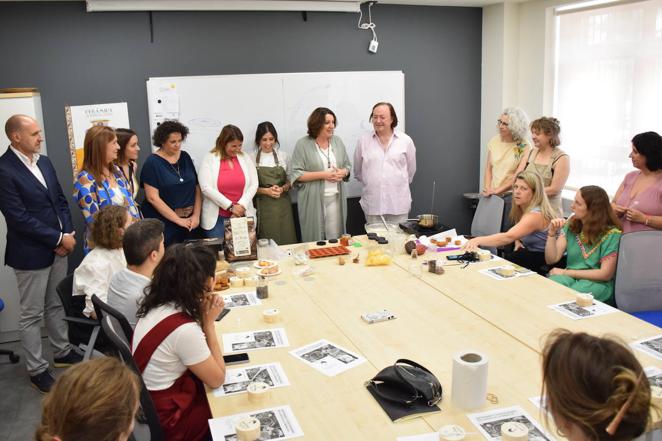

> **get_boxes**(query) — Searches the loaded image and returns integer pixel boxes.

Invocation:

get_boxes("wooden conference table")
[207,237,661,440]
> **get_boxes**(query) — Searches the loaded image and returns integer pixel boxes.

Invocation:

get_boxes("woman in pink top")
[612,131,662,233]
[199,125,258,238]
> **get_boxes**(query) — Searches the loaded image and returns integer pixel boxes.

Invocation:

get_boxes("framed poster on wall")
[64,102,130,179]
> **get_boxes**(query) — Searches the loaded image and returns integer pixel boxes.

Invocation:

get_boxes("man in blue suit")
[0,114,81,393]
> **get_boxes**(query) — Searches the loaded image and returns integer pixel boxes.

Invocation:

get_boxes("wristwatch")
[228,203,234,212]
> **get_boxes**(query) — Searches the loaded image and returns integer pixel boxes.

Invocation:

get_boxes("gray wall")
[0,1,482,268]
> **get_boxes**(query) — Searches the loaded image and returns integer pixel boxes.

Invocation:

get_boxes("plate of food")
[257,265,281,277]
[254,259,277,269]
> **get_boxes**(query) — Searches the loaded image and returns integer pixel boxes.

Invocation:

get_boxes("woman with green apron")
[251,122,297,245]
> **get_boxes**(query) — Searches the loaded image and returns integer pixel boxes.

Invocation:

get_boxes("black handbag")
[365,358,443,407]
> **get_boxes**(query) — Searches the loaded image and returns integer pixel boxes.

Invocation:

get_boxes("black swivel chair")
[91,294,134,343]
[0,297,20,363]
[101,314,164,441]
[55,274,101,360]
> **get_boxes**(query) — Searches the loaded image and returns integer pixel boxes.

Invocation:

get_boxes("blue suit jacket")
[0,147,74,270]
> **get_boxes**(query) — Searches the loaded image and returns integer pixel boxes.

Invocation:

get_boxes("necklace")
[168,160,184,183]
[158,150,183,183]
[316,143,331,168]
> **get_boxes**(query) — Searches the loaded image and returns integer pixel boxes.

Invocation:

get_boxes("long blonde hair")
[510,170,556,223]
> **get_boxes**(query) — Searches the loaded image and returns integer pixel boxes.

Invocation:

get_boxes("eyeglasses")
[497,119,509,127]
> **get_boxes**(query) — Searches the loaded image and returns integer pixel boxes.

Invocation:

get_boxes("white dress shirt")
[354,130,417,216]
[9,145,47,188]
[73,247,127,317]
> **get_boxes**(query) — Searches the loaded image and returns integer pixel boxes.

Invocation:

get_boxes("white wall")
[479,0,575,189]
[479,1,522,189]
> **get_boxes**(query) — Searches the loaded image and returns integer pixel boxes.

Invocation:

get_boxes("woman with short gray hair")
[483,107,531,197]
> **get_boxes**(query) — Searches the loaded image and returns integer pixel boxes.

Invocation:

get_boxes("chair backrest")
[471,195,505,254]
[615,231,662,312]
[92,294,134,342]
[101,315,164,441]
[56,273,77,317]
[471,195,505,237]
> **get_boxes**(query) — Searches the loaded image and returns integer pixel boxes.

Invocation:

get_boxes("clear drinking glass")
[257,238,270,261]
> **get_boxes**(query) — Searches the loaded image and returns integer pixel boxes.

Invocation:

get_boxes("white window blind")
[553,0,662,194]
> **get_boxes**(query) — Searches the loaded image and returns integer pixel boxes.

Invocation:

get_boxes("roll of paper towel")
[451,351,489,410]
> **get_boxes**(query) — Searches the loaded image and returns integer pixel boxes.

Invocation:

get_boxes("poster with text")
[64,102,130,179]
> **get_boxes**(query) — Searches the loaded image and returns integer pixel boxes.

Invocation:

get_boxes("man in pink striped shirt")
[354,102,417,224]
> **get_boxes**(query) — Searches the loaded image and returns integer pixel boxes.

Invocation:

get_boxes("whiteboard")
[146,71,405,198]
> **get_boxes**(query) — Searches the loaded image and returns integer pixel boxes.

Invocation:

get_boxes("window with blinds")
[552,0,662,194]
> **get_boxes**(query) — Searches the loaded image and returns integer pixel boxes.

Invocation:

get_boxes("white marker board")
[146,71,405,198]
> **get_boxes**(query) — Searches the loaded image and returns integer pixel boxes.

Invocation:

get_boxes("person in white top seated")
[73,205,131,319]
[107,218,164,327]
[354,102,417,225]
[132,244,226,441]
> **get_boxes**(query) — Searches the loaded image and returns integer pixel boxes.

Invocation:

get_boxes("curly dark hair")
[137,244,216,324]
[90,205,128,250]
[152,120,189,148]
[632,131,662,171]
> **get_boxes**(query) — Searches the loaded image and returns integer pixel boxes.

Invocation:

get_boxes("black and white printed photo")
[222,410,286,441]
[226,294,250,308]
[642,337,662,355]
[480,415,550,441]
[559,302,592,317]
[247,367,275,386]
[232,331,277,351]
[223,381,250,394]
[301,343,359,364]
[648,374,662,388]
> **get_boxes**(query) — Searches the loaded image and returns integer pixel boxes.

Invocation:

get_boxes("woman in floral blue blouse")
[74,125,140,253]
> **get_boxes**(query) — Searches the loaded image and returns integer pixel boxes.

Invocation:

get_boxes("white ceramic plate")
[254,259,277,269]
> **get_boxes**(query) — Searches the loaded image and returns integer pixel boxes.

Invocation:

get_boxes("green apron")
[255,152,298,245]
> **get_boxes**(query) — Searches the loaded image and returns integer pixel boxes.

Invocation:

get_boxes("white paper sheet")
[467,405,553,441]
[209,405,303,441]
[222,291,261,309]
[646,366,662,386]
[222,328,289,353]
[479,264,535,281]
[213,363,290,397]
[153,85,180,114]
[528,395,547,411]
[633,335,662,361]
[289,339,366,377]
[547,300,618,320]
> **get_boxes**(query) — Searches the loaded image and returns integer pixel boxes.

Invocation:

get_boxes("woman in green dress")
[288,107,351,242]
[544,185,622,304]
[251,122,297,245]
